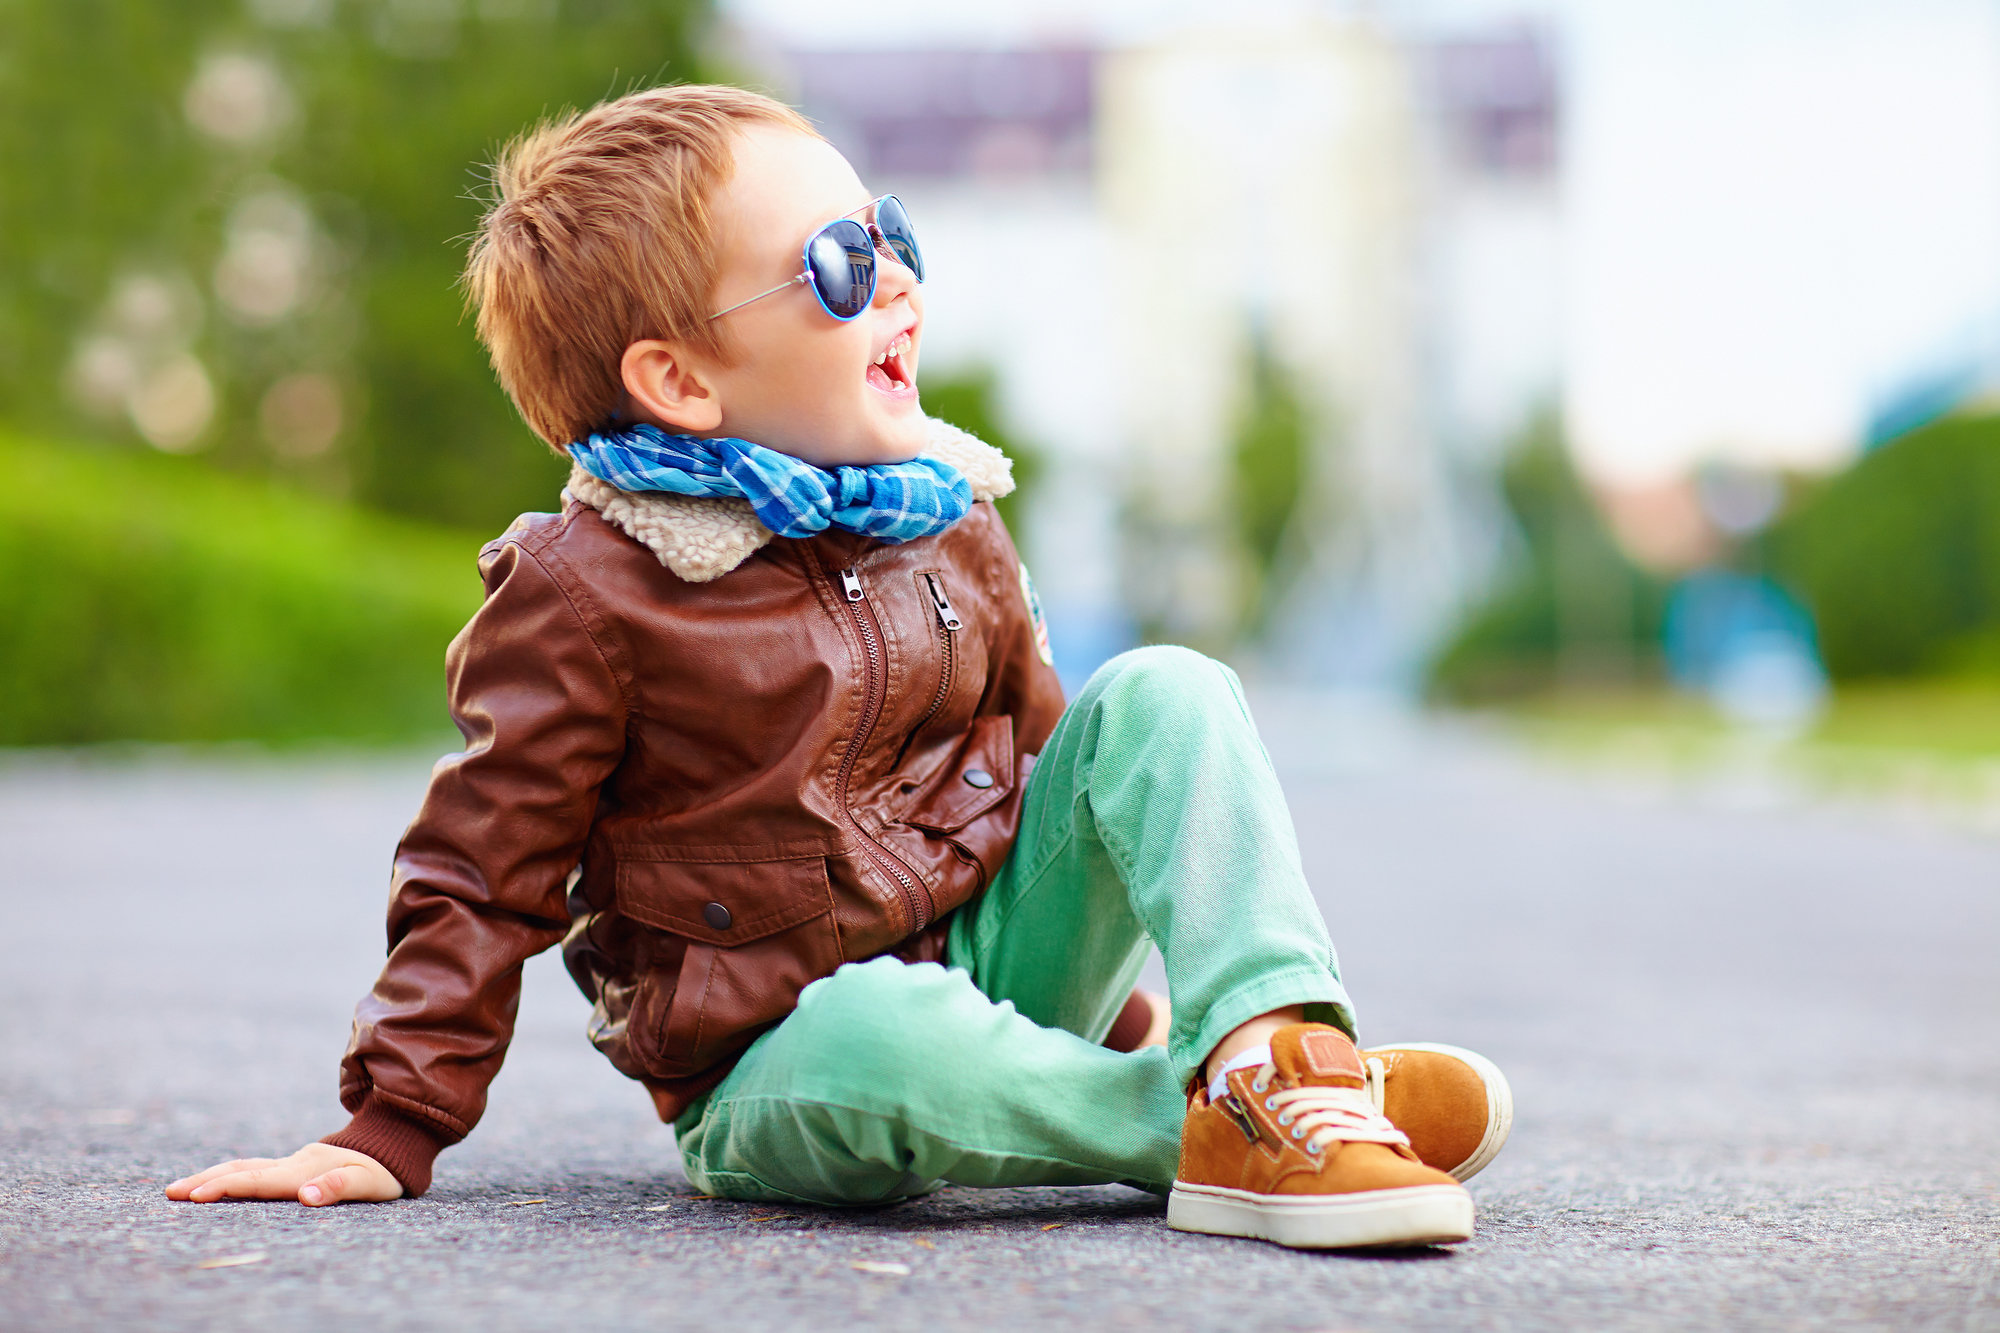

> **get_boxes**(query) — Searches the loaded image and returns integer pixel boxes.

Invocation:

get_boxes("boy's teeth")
[870,334,912,372]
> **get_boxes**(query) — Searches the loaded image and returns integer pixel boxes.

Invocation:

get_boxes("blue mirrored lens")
[807,219,875,319]
[875,195,924,282]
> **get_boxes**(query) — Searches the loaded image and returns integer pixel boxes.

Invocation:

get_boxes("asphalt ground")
[3,700,1997,1331]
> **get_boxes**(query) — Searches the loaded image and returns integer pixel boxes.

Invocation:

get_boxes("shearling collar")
[562,416,1015,583]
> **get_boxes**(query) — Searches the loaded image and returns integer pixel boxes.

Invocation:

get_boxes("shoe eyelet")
[1277,1112,1292,1126]
[1263,1097,1278,1111]
[1251,1078,1269,1093]
[1291,1127,1305,1140]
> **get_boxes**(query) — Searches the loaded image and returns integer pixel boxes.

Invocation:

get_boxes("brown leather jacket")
[323,425,1064,1194]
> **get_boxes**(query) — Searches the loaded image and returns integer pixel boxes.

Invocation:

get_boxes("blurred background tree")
[919,367,1045,550]
[0,0,711,745]
[1427,411,1668,701]
[1228,330,1311,640]
[1,0,710,532]
[1763,411,2000,681]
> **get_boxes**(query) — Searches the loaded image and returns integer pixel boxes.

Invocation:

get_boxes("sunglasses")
[708,194,925,323]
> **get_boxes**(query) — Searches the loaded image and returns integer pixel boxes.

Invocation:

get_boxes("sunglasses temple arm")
[707,270,812,322]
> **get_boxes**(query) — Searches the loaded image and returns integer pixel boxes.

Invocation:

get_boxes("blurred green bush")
[0,431,484,746]
[1427,412,1667,700]
[1763,411,2000,680]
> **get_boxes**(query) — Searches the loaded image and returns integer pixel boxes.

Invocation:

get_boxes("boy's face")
[625,124,926,469]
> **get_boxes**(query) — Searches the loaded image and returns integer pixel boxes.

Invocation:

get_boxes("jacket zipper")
[831,562,932,933]
[924,571,964,631]
[890,573,963,773]
[914,572,961,731]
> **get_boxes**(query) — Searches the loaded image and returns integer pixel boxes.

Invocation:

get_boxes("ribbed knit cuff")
[321,1096,457,1197]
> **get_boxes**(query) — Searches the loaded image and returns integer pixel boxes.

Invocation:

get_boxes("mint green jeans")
[674,646,1353,1203]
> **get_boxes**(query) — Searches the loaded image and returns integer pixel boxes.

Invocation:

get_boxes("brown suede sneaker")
[1169,1024,1474,1249]
[1359,1042,1514,1182]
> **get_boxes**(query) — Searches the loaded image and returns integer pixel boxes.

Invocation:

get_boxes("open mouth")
[866,331,917,396]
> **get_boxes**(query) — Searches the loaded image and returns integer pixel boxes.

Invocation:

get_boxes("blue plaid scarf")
[567,422,972,544]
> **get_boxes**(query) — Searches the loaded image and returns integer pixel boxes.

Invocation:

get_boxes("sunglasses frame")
[707,194,923,323]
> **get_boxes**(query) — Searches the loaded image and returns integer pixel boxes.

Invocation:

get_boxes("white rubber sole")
[1373,1041,1515,1182]
[1167,1182,1474,1250]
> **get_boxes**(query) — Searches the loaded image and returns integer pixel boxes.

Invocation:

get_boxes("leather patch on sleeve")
[1299,1030,1364,1080]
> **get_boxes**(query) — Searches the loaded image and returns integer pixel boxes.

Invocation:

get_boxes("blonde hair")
[464,84,819,448]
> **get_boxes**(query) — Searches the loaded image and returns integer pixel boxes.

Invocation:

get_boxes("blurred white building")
[726,0,2000,687]
[1102,16,1560,683]
[727,10,1562,689]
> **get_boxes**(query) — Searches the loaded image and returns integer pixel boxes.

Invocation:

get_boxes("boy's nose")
[873,248,918,304]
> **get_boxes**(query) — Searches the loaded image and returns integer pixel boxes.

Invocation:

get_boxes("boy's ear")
[620,339,723,434]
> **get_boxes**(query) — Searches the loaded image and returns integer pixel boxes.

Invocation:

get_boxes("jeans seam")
[972,823,1077,960]
[690,1170,839,1207]
[1088,792,1187,953]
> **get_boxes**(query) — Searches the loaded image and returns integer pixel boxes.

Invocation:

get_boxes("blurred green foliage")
[1763,411,2000,680]
[920,367,1045,547]
[1428,412,1667,700]
[1228,332,1310,637]
[0,430,483,745]
[0,0,707,533]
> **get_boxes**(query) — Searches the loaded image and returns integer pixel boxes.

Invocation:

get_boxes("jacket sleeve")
[978,507,1067,758]
[321,535,627,1195]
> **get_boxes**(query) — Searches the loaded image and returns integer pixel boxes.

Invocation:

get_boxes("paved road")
[3,701,1997,1331]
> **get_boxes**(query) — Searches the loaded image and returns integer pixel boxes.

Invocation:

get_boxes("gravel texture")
[3,701,1997,1331]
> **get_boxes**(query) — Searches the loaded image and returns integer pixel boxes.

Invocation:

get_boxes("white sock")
[1206,1043,1272,1106]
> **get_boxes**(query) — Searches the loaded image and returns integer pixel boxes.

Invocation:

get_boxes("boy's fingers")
[189,1165,297,1201]
[186,1170,258,1201]
[170,1147,398,1206]
[301,1162,402,1205]
[300,1166,354,1206]
[167,1159,275,1198]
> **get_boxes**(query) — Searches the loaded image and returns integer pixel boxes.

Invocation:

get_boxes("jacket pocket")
[615,853,840,1080]
[878,714,1021,916]
[615,853,834,943]
[894,713,1015,834]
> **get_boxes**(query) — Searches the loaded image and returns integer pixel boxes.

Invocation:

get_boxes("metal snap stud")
[702,901,732,930]
[962,768,994,788]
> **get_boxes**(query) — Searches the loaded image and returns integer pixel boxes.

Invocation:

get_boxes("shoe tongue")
[1269,1024,1366,1088]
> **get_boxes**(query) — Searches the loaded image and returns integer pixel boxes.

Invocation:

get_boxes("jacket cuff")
[321,1096,458,1197]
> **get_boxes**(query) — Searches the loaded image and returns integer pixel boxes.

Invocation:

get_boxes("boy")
[169,85,1511,1250]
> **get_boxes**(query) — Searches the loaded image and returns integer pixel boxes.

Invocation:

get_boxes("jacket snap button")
[702,902,733,930]
[962,768,994,789]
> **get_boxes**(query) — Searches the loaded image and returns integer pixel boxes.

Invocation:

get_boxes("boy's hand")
[166,1143,403,1206]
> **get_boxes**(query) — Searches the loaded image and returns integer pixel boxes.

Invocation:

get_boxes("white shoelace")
[1244,1061,1410,1154]
[1206,1048,1407,1156]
